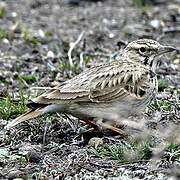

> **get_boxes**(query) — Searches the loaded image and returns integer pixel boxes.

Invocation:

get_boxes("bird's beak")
[157,45,179,56]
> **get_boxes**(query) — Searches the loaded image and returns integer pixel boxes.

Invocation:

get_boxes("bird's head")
[123,39,178,71]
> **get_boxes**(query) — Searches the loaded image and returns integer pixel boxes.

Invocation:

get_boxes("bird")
[5,39,178,133]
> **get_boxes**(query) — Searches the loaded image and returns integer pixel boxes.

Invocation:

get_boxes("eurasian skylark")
[5,39,178,133]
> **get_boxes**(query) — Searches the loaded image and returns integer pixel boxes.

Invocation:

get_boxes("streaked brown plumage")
[5,39,178,133]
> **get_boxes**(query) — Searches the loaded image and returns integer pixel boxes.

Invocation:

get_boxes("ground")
[0,0,180,179]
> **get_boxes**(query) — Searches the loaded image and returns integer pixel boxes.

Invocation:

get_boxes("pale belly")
[65,90,156,121]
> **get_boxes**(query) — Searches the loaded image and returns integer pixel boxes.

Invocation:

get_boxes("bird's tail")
[5,109,44,130]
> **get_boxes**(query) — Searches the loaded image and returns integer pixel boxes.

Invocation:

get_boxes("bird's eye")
[139,47,146,53]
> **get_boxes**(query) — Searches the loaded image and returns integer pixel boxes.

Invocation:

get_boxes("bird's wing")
[88,64,154,102]
[30,62,114,104]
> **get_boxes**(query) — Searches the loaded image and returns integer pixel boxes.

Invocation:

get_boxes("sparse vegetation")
[132,0,147,11]
[0,7,5,18]
[150,100,172,111]
[158,79,169,92]
[0,91,28,120]
[90,138,155,162]
[16,74,36,84]
[124,29,131,37]
[32,37,39,46]
[0,28,6,39]
[22,28,30,42]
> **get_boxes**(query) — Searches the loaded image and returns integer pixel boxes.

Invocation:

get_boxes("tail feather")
[5,110,43,130]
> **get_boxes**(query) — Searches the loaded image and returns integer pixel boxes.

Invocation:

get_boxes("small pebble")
[26,150,41,163]
[149,19,160,29]
[88,137,103,148]
[8,170,24,180]
[47,51,55,58]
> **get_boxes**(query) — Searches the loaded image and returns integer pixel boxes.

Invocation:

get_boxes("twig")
[31,87,57,90]
[83,51,121,61]
[163,27,180,34]
[169,150,180,162]
[89,162,113,169]
[79,52,84,69]
[78,164,96,172]
[119,159,150,166]
[68,31,84,68]
[21,79,29,88]
[57,113,76,132]
[43,117,49,145]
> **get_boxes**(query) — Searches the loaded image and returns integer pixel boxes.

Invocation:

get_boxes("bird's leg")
[62,114,98,133]
[80,118,126,135]
[63,114,125,135]
[96,119,125,135]
[80,119,97,128]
